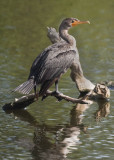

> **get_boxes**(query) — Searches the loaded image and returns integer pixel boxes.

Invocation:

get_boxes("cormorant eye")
[72,19,78,23]
[72,20,75,23]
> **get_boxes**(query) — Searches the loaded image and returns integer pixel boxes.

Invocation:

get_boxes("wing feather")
[39,50,76,95]
[28,41,76,94]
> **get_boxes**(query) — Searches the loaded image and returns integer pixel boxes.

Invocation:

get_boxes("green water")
[0,0,114,159]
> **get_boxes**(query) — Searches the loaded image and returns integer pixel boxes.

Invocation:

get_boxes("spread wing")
[29,48,76,82]
[28,42,74,82]
[39,50,76,95]
[40,50,76,82]
[28,43,62,80]
[28,42,76,95]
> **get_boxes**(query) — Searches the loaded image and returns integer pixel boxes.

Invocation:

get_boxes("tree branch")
[2,90,88,111]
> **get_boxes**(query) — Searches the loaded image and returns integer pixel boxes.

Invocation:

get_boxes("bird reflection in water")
[5,100,110,160]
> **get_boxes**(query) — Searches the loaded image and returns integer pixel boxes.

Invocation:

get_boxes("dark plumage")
[13,18,89,97]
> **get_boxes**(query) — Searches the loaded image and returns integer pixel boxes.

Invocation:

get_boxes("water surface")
[0,0,114,159]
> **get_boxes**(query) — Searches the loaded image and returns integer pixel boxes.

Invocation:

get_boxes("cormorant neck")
[59,28,76,47]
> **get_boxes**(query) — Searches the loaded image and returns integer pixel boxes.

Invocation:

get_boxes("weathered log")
[100,81,114,90]
[81,83,110,100]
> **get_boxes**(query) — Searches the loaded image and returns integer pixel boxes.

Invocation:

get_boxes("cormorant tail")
[12,79,34,95]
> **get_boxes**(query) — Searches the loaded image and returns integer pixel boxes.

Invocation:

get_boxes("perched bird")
[13,18,90,98]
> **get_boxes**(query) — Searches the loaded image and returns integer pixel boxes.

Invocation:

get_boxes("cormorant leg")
[55,80,62,95]
[55,80,59,93]
[54,80,63,101]
[34,85,36,95]
[34,85,39,100]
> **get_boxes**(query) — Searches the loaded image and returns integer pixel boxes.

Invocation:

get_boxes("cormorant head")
[59,18,90,30]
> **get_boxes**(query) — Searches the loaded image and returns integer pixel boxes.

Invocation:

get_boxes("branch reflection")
[5,100,110,160]
[95,100,110,122]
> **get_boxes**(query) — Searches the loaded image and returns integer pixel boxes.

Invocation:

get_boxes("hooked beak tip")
[87,21,90,24]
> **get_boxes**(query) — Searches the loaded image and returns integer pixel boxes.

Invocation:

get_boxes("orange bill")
[72,20,90,26]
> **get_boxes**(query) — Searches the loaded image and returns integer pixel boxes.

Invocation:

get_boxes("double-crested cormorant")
[13,18,90,97]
